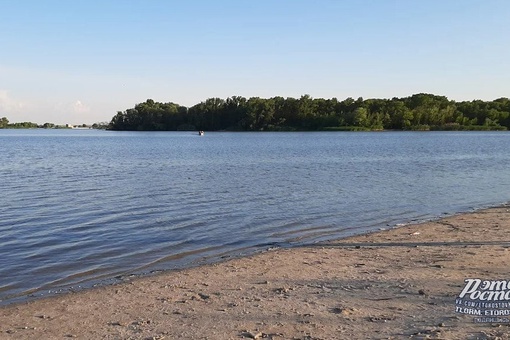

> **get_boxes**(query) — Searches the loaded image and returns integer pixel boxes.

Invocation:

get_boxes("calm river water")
[1,129,509,304]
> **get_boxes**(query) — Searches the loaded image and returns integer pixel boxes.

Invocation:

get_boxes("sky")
[0,0,509,125]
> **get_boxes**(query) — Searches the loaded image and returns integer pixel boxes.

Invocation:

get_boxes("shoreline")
[0,203,493,307]
[1,205,510,339]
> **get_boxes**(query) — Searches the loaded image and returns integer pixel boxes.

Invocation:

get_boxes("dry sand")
[2,205,510,339]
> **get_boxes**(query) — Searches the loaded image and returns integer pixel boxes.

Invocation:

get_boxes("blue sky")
[1,0,509,124]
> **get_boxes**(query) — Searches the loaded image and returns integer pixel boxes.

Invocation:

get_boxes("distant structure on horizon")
[65,124,92,129]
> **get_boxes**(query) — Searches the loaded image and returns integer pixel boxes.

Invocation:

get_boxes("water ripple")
[1,130,509,304]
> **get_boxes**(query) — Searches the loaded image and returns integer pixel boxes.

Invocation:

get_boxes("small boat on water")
[198,130,205,136]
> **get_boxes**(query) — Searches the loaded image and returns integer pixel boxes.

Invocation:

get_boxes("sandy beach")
[1,205,510,339]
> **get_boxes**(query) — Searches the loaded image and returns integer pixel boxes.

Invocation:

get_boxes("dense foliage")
[108,94,510,131]
[0,118,39,129]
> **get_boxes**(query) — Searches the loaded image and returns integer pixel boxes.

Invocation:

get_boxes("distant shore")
[1,205,509,339]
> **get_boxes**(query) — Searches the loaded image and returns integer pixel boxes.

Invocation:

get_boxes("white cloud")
[0,90,25,113]
[53,99,91,115]
[72,100,90,113]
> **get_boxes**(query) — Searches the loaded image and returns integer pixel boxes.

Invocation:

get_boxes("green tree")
[107,94,510,131]
[0,117,8,128]
[353,107,369,127]
[243,97,276,130]
[296,94,317,128]
[224,96,247,130]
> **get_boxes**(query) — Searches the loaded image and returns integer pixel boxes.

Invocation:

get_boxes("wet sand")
[1,205,510,339]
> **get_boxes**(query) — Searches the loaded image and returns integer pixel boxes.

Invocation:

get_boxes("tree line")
[0,118,38,129]
[0,117,108,129]
[108,94,510,132]
[3,94,509,131]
